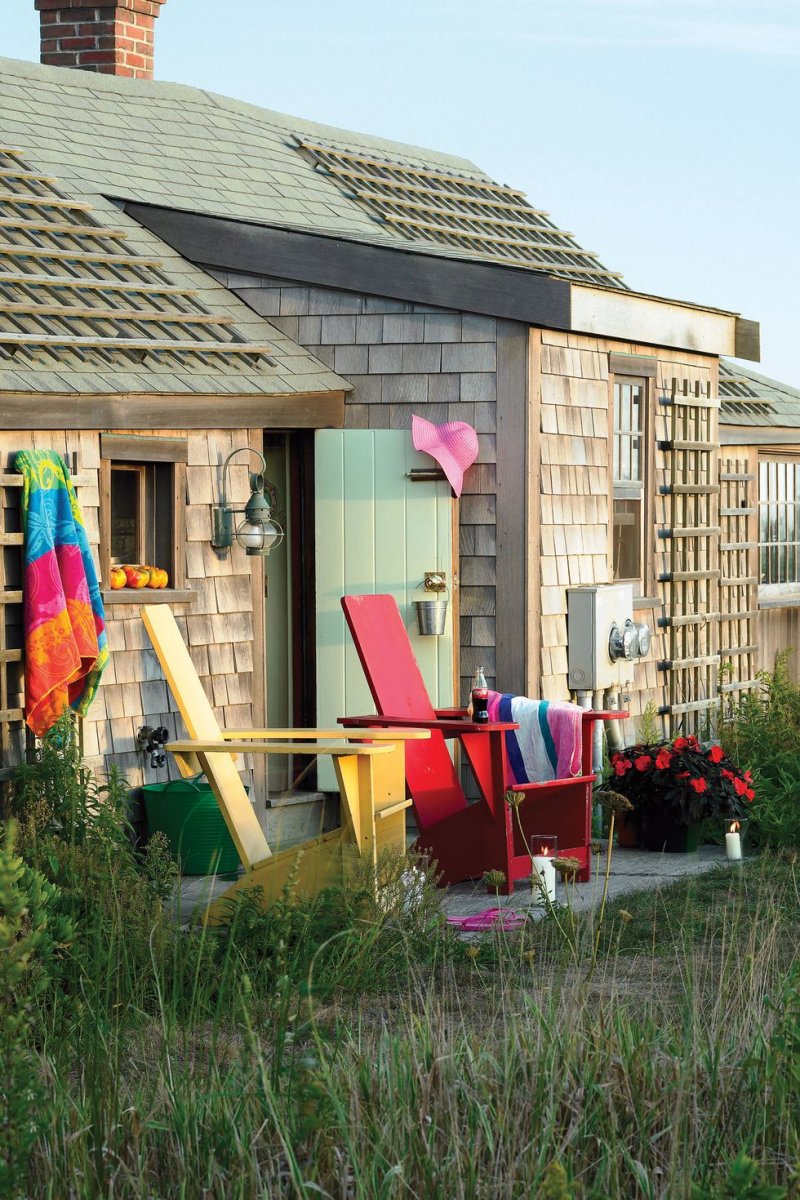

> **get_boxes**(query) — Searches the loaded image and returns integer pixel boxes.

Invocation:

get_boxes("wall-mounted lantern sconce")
[211,447,284,558]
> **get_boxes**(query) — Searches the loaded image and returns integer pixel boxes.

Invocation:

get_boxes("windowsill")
[758,589,800,611]
[102,588,194,605]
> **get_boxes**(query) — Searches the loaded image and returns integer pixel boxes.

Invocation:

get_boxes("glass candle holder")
[724,818,747,861]
[530,835,558,904]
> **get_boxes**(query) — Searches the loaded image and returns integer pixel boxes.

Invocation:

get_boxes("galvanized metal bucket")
[412,574,449,636]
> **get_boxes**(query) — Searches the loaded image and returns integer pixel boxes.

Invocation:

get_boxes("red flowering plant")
[609,733,754,833]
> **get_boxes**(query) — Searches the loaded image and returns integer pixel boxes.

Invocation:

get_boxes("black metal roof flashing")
[123,200,574,330]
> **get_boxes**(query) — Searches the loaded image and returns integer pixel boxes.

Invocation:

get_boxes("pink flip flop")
[446,907,526,932]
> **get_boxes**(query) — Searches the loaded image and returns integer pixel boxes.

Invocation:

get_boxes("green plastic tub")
[142,776,240,876]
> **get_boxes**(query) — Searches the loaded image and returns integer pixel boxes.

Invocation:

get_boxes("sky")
[4,0,800,381]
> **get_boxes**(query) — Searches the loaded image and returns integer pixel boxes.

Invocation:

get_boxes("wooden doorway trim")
[249,428,268,815]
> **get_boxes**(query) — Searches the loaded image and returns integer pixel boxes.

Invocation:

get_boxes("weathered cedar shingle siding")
[0,428,260,791]
[223,271,502,705]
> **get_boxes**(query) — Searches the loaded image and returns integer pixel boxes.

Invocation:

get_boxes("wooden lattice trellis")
[656,378,721,735]
[0,453,91,791]
[718,457,758,702]
[1,466,28,788]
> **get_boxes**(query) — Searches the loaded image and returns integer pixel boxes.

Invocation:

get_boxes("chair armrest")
[434,707,468,719]
[339,715,518,735]
[167,739,396,757]
[510,774,598,793]
[221,727,430,741]
[581,710,630,722]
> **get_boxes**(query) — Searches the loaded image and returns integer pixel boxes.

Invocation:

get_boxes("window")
[759,458,800,587]
[612,378,647,583]
[109,461,174,569]
[100,435,187,594]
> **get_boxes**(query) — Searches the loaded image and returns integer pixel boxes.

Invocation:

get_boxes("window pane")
[612,379,646,581]
[631,431,640,482]
[613,498,641,580]
[759,462,768,582]
[759,458,800,586]
[613,381,643,485]
[110,469,140,562]
[631,383,643,482]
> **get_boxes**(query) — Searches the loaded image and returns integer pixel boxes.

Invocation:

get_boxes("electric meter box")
[567,584,635,691]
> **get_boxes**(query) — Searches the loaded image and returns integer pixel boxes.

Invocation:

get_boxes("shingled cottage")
[0,0,764,824]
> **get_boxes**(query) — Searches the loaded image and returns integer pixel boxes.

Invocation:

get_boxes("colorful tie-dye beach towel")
[15,450,108,737]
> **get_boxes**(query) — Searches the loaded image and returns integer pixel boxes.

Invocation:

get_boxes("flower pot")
[615,811,641,849]
[641,812,702,854]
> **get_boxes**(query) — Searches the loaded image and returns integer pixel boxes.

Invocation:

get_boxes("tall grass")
[12,858,799,1199]
[4,723,798,1198]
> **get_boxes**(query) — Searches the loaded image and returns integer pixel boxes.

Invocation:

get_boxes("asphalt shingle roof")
[720,360,800,429]
[0,65,351,398]
[0,56,623,289]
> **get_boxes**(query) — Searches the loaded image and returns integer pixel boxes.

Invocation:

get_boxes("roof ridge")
[0,56,483,176]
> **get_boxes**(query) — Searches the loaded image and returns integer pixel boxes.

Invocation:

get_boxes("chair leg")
[334,743,407,867]
[202,829,352,925]
[414,798,518,891]
[516,783,593,884]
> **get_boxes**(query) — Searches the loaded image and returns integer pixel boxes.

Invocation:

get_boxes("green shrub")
[6,716,192,1022]
[0,820,73,1198]
[720,652,800,848]
[692,1152,787,1199]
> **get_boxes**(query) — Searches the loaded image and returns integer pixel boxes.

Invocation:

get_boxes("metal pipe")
[591,689,605,775]
[602,689,625,755]
[576,690,603,837]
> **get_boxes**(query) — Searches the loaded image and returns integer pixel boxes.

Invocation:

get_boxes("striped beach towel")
[16,450,108,737]
[487,691,583,786]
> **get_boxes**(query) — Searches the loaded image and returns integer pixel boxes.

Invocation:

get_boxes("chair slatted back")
[341,594,466,827]
[141,605,270,868]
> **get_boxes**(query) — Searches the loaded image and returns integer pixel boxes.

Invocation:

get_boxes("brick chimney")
[35,0,167,79]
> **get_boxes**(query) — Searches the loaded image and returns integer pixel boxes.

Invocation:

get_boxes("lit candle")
[531,843,557,904]
[725,820,742,861]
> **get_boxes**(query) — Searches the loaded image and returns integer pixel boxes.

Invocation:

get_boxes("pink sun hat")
[411,414,479,497]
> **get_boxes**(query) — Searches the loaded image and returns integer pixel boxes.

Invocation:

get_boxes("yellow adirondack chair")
[140,605,428,924]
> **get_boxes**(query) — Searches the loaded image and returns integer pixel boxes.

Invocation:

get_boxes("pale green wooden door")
[315,429,455,789]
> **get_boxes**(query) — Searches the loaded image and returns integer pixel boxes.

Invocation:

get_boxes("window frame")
[109,462,147,566]
[757,450,800,598]
[609,372,653,596]
[99,435,188,599]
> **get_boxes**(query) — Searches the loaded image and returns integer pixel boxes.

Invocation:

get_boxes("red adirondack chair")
[339,594,625,893]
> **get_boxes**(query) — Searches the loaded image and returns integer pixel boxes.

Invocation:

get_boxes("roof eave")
[0,388,347,430]
[570,284,759,361]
